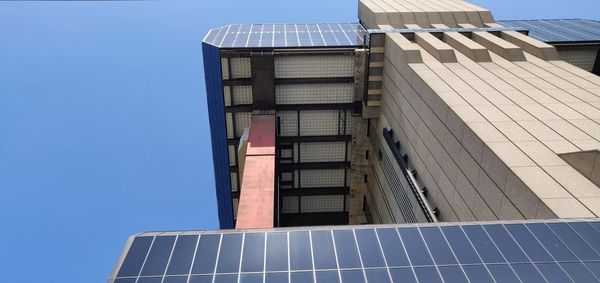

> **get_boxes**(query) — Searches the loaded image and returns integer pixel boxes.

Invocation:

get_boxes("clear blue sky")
[0,0,597,282]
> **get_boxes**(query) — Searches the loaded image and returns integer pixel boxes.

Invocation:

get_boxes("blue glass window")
[189,275,213,283]
[413,267,442,283]
[568,222,600,255]
[265,272,289,283]
[560,262,599,283]
[483,225,528,262]
[214,274,238,283]
[365,269,390,283]
[487,264,521,283]
[163,276,189,283]
[291,272,314,283]
[239,273,263,283]
[137,277,162,283]
[511,263,546,283]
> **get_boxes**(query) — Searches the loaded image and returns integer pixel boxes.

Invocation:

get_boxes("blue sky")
[0,0,597,282]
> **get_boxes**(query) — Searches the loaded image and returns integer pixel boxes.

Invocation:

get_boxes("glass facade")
[112,220,600,283]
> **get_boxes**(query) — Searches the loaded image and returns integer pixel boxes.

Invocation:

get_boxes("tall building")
[109,0,600,282]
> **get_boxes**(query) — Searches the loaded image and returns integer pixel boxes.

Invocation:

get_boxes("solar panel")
[498,19,600,43]
[203,23,366,48]
[112,220,600,283]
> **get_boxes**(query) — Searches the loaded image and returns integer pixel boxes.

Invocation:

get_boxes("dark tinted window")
[241,233,265,272]
[376,228,409,267]
[333,230,361,268]
[365,269,390,283]
[463,265,494,283]
[483,225,528,262]
[398,228,433,266]
[167,235,198,275]
[504,224,552,262]
[420,227,456,265]
[316,271,340,283]
[311,231,337,269]
[355,229,385,268]
[289,231,312,271]
[548,223,600,260]
[118,236,154,277]
[440,226,480,264]
[463,225,504,263]
[141,236,176,276]
[266,232,288,272]
[191,234,221,274]
[216,233,243,273]
[527,223,576,261]
[438,266,468,283]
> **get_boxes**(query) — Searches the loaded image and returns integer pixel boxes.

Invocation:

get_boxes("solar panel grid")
[113,220,600,283]
[498,19,600,43]
[203,23,366,48]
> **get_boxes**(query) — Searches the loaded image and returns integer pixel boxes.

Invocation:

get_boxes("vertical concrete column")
[235,112,276,229]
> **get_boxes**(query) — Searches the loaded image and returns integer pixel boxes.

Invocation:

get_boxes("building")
[109,0,600,282]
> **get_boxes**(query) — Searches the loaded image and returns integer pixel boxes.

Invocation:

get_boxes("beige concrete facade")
[360,0,600,222]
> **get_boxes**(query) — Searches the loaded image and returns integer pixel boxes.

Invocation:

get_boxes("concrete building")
[110,0,600,282]
[203,0,600,229]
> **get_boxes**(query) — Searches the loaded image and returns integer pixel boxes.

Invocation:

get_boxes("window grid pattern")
[299,142,347,163]
[275,83,354,104]
[234,112,252,137]
[229,58,251,79]
[300,169,346,188]
[275,55,355,78]
[300,195,345,213]
[558,49,598,71]
[203,23,366,48]
[113,220,600,283]
[232,86,253,105]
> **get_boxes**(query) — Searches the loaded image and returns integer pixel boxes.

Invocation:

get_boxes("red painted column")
[235,113,276,229]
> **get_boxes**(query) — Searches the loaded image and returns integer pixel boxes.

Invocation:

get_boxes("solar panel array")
[112,220,600,283]
[498,19,600,43]
[203,23,366,48]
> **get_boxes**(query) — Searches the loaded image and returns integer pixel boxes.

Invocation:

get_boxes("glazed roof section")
[203,23,366,48]
[498,19,600,44]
